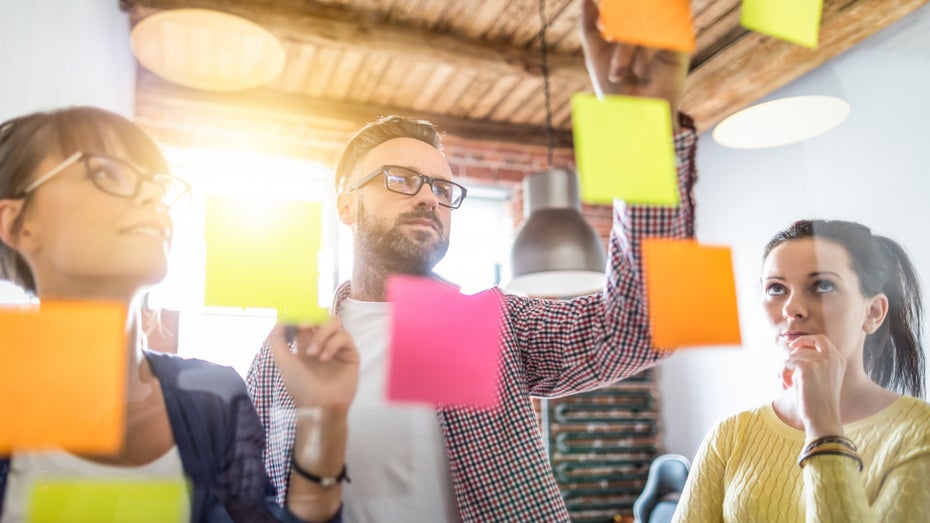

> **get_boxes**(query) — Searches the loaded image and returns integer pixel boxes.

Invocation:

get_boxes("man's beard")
[355,200,450,275]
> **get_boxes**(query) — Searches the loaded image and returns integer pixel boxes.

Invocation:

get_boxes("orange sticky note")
[642,239,741,348]
[0,301,127,453]
[598,0,696,53]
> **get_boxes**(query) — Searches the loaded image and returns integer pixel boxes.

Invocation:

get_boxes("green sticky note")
[741,0,824,49]
[204,197,328,323]
[572,93,678,206]
[29,480,188,523]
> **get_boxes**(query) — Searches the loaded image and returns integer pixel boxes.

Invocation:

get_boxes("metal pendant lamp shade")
[507,167,606,297]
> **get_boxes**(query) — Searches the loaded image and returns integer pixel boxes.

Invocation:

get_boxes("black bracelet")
[290,456,351,488]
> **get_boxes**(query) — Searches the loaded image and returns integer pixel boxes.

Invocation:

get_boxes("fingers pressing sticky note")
[642,239,742,348]
[29,480,188,523]
[204,197,328,324]
[572,93,679,206]
[741,0,824,49]
[0,301,127,453]
[598,0,696,53]
[386,276,504,408]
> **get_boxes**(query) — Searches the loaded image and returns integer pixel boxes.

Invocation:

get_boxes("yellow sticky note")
[741,0,824,49]
[204,197,328,323]
[572,93,679,206]
[29,480,188,523]
[0,301,127,453]
[598,0,696,53]
[642,239,742,348]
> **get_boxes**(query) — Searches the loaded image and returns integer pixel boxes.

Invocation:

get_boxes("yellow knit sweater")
[672,396,930,522]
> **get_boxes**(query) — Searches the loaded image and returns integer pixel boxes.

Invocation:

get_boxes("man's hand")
[269,318,360,410]
[580,0,691,126]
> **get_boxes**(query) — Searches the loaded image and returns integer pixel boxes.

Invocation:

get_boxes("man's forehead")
[358,137,451,173]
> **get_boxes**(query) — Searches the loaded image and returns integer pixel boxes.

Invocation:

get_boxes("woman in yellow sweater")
[673,219,929,522]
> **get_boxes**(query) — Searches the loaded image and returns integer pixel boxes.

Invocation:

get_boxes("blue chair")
[633,454,691,523]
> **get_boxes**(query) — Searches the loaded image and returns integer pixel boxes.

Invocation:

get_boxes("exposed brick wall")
[441,135,612,249]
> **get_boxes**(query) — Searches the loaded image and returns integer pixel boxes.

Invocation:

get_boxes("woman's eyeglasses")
[19,151,191,208]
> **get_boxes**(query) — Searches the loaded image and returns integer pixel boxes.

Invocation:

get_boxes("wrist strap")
[290,456,351,488]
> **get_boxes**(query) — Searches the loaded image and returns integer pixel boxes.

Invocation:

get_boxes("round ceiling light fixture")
[130,8,286,92]
[713,95,851,149]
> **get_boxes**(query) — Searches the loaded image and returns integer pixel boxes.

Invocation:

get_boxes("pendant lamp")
[505,0,606,298]
[507,168,606,297]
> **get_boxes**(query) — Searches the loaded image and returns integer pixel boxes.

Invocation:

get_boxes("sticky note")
[204,197,328,323]
[0,301,127,453]
[598,0,696,52]
[741,0,824,49]
[572,93,679,206]
[29,480,188,523]
[642,239,741,348]
[386,276,503,408]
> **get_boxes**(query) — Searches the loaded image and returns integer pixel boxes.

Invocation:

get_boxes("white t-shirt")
[1,446,189,523]
[339,297,461,522]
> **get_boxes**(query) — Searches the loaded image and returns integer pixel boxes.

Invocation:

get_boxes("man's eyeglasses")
[347,165,467,209]
[19,151,191,208]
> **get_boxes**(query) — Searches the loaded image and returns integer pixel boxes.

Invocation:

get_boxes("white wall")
[660,3,930,459]
[0,0,135,121]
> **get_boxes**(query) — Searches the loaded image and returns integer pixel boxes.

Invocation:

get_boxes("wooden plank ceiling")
[123,0,929,155]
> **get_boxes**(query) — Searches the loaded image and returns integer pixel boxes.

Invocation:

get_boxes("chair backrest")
[632,454,691,523]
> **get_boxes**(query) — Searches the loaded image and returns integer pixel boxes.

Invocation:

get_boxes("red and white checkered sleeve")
[246,339,294,506]
[508,119,697,397]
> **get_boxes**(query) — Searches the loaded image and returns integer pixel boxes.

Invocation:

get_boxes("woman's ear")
[336,191,356,227]
[0,199,24,247]
[864,293,890,335]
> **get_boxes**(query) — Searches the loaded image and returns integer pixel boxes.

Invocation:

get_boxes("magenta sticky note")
[386,276,504,408]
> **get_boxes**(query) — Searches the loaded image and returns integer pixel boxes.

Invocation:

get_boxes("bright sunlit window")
[150,148,514,377]
[147,147,338,376]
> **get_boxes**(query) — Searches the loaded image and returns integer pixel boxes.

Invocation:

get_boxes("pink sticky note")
[386,276,504,408]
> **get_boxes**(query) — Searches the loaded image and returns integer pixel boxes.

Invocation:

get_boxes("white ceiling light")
[713,96,851,149]
[130,9,286,92]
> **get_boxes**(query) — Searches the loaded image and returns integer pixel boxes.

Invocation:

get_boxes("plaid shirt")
[247,125,697,522]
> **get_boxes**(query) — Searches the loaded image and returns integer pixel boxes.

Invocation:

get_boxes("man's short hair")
[334,115,443,191]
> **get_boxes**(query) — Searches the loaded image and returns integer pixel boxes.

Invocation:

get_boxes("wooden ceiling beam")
[134,69,575,153]
[124,0,928,135]
[681,0,930,131]
[122,0,587,81]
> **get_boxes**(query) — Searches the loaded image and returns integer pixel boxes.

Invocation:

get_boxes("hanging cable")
[538,0,554,168]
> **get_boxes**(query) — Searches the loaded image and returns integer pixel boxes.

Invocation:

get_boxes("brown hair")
[763,219,925,398]
[333,115,442,191]
[0,106,169,293]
